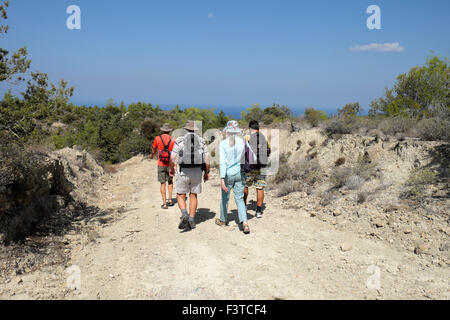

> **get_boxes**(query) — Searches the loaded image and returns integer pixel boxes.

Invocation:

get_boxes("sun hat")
[183,120,199,132]
[160,123,173,132]
[224,120,241,134]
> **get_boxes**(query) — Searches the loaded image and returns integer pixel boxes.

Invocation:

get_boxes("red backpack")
[158,136,172,164]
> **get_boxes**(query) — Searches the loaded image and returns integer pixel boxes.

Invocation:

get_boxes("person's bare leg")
[160,183,167,207]
[177,193,189,229]
[244,187,249,205]
[177,194,187,210]
[257,189,264,207]
[189,193,198,217]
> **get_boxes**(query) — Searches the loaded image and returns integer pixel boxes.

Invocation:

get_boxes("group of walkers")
[150,119,270,234]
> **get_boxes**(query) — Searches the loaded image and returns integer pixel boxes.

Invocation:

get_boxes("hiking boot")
[188,219,196,229]
[255,211,263,219]
[178,214,189,230]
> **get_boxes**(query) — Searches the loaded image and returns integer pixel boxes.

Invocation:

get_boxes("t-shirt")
[171,133,209,176]
[153,134,175,167]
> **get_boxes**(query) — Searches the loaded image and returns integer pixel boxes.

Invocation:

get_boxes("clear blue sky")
[1,0,449,115]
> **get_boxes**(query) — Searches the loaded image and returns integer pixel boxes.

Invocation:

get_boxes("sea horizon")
[71,101,340,118]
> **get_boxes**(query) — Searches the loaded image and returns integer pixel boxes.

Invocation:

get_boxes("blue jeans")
[220,172,248,223]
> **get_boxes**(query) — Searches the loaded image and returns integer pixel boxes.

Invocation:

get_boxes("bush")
[378,117,416,137]
[345,175,366,190]
[330,155,377,189]
[324,116,359,135]
[400,167,437,200]
[140,119,159,141]
[304,108,328,127]
[272,153,323,197]
[416,118,450,141]
[357,192,368,203]
[276,180,304,197]
[369,56,449,119]
[273,152,292,184]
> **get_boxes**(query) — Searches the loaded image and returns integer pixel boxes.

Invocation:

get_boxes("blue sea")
[73,101,336,118]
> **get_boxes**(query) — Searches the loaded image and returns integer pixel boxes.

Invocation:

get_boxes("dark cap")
[249,120,259,130]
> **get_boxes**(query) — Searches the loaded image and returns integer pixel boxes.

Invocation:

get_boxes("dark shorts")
[245,170,267,189]
[157,166,173,184]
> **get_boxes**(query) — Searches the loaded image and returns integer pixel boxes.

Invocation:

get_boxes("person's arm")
[219,142,228,192]
[169,153,176,176]
[150,138,157,159]
[203,142,211,182]
[169,141,178,176]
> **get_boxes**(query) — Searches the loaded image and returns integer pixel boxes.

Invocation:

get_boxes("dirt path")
[57,157,446,300]
[2,157,447,300]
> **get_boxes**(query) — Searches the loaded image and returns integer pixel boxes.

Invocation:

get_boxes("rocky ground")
[0,130,448,300]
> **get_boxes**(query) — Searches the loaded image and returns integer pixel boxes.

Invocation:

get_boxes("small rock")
[404,228,412,234]
[439,242,449,252]
[373,219,384,228]
[333,209,341,217]
[340,242,353,252]
[414,243,430,255]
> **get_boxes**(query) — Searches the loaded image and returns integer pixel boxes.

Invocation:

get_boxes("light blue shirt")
[219,136,245,179]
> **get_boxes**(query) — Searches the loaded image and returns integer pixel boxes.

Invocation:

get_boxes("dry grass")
[400,167,437,200]
[276,180,304,197]
[104,164,119,174]
[330,155,377,190]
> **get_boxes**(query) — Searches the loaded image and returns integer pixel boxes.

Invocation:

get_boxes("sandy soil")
[1,157,448,299]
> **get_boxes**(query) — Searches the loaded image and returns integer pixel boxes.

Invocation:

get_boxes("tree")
[217,110,228,127]
[241,104,264,123]
[338,102,362,117]
[369,55,449,119]
[0,1,31,83]
[304,108,328,127]
[262,103,293,124]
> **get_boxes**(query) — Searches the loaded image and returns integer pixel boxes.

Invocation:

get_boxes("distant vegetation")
[306,56,449,141]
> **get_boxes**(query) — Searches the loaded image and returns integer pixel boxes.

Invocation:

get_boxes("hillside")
[0,129,448,300]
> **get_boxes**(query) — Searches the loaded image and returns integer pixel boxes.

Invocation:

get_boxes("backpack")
[241,140,257,174]
[158,135,172,164]
[179,133,204,168]
[249,132,271,169]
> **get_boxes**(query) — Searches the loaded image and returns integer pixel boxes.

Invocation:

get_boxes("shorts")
[175,167,202,194]
[245,170,267,189]
[157,166,173,184]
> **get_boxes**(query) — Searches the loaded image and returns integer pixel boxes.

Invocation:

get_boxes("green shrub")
[304,108,328,127]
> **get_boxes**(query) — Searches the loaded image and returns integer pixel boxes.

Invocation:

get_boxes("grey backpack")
[179,133,204,168]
